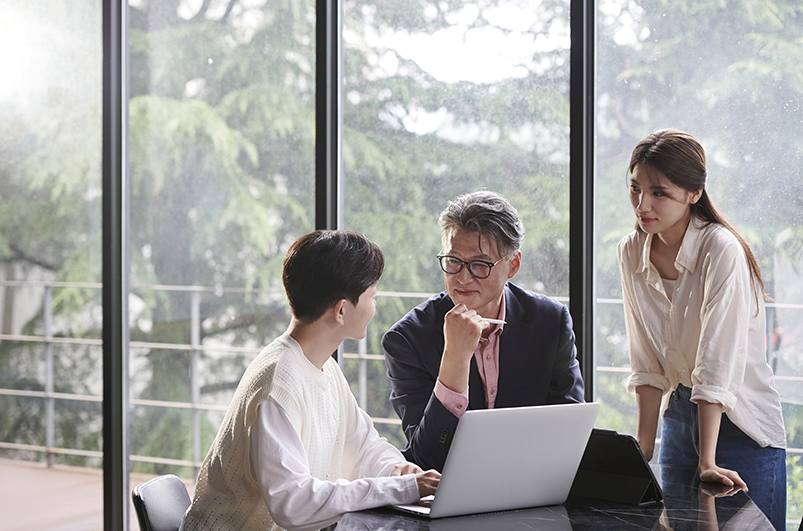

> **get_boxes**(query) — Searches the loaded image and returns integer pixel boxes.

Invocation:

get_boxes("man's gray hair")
[438,190,525,258]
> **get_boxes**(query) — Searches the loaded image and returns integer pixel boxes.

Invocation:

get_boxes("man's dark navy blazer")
[382,282,585,472]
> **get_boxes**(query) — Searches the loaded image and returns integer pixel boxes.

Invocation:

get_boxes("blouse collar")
[637,217,706,280]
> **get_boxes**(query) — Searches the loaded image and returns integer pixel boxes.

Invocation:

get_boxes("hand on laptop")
[390,463,441,497]
[414,469,441,497]
[391,462,423,476]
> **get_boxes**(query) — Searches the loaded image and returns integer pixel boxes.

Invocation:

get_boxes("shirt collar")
[497,290,507,326]
[492,292,506,337]
[638,232,652,275]
[480,290,506,343]
[637,217,705,277]
[674,217,706,273]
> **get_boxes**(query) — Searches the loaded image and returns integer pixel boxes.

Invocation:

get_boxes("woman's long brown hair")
[629,128,767,300]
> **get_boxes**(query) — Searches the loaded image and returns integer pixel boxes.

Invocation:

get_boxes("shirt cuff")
[626,373,671,394]
[690,384,738,412]
[434,379,469,419]
[400,473,423,504]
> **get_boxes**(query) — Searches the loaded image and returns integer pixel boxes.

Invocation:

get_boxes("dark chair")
[132,474,192,531]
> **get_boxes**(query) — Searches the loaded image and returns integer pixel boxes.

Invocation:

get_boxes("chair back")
[132,474,192,531]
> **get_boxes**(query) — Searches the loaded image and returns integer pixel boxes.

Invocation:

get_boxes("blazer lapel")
[496,285,536,407]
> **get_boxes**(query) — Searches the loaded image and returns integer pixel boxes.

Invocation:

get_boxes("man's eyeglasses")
[437,254,504,279]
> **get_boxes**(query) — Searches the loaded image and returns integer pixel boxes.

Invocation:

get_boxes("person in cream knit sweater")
[181,230,440,531]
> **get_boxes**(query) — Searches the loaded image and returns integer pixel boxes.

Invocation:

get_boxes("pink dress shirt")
[434,295,506,417]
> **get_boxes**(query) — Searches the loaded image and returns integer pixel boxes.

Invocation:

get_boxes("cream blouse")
[618,218,786,448]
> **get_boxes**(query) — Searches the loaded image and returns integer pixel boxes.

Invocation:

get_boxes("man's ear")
[333,299,348,326]
[507,251,522,279]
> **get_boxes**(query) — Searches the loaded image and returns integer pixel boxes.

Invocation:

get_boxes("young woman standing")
[618,129,786,530]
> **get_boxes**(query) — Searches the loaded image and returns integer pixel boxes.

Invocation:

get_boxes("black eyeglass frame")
[436,254,505,279]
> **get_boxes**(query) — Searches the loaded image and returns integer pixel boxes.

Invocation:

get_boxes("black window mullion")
[102,0,130,528]
[315,0,342,231]
[569,0,595,402]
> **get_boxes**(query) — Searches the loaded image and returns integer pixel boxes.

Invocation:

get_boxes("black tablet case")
[569,428,663,506]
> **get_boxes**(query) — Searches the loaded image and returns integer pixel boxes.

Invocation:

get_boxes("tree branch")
[219,0,239,24]
[192,0,213,22]
[7,244,58,271]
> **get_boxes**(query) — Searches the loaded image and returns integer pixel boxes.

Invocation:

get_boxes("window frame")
[102,0,129,528]
[569,0,595,402]
[100,0,597,528]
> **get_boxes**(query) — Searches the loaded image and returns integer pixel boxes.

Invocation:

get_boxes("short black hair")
[282,230,384,322]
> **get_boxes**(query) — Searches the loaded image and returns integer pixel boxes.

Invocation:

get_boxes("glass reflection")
[342,0,572,446]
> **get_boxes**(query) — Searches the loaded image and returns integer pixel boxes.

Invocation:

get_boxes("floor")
[0,457,194,531]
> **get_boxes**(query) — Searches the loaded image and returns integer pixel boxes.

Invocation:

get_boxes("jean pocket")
[663,389,680,417]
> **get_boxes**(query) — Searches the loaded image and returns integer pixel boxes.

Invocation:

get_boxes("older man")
[383,190,585,472]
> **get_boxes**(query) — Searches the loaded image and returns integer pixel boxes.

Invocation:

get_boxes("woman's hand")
[699,480,743,498]
[698,463,748,492]
[696,401,747,491]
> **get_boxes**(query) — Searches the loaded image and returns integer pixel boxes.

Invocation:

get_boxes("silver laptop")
[392,402,600,519]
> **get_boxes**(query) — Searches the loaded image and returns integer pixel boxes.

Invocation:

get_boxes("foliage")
[789,455,803,530]
[1,8,803,527]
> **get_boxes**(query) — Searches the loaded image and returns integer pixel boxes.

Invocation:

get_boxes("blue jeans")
[659,384,787,530]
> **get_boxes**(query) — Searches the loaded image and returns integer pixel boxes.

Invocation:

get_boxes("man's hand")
[444,304,487,359]
[414,469,441,497]
[391,463,423,476]
[391,463,440,497]
[438,304,488,393]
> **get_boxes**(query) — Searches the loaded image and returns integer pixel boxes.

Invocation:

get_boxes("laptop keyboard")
[417,495,434,508]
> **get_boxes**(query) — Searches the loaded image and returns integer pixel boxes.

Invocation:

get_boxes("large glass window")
[126,0,316,511]
[5,0,803,528]
[595,0,803,525]
[0,1,104,527]
[341,0,572,445]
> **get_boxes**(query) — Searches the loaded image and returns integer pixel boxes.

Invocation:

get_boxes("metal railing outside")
[0,280,420,471]
[1,280,802,472]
